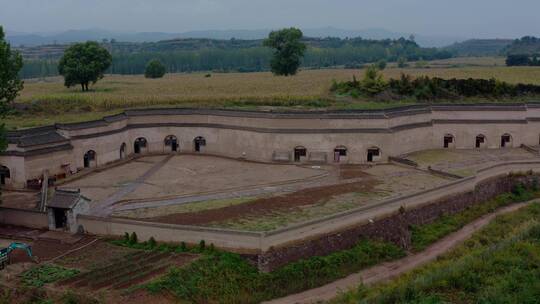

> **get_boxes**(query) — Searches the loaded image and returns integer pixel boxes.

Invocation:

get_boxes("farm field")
[0,231,196,304]
[403,148,538,176]
[7,65,540,129]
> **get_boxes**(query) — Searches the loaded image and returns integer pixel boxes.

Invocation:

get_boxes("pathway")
[90,154,174,216]
[264,201,535,304]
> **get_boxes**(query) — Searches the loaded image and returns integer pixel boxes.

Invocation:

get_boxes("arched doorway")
[294,146,307,162]
[501,133,512,148]
[165,135,179,152]
[134,137,147,154]
[194,136,206,152]
[83,150,97,168]
[334,146,348,162]
[475,134,487,149]
[443,134,455,148]
[367,147,381,163]
[120,143,127,159]
[0,166,10,185]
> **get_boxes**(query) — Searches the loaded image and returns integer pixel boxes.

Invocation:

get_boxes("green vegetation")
[0,25,23,149]
[333,202,540,303]
[332,71,540,101]
[444,39,513,57]
[263,28,306,76]
[58,41,112,91]
[144,59,166,78]
[19,36,451,79]
[506,54,540,66]
[411,184,537,251]
[21,264,80,287]
[145,240,404,303]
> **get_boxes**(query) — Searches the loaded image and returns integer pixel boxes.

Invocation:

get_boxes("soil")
[144,174,379,225]
[8,236,96,264]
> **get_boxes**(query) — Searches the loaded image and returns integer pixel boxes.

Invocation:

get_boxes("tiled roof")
[47,189,87,209]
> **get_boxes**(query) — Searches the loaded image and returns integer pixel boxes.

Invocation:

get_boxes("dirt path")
[264,201,535,304]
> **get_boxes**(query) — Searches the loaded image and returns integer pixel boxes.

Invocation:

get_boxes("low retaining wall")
[256,173,539,271]
[0,207,48,229]
[77,215,263,252]
[49,160,540,270]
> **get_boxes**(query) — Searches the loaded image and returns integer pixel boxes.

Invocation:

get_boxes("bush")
[144,59,166,79]
[147,240,404,303]
[148,237,157,249]
[129,232,138,245]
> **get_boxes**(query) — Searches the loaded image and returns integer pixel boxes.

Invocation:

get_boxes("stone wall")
[255,173,538,271]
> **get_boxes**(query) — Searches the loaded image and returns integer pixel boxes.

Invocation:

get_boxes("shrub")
[129,232,138,245]
[148,237,157,249]
[198,240,206,251]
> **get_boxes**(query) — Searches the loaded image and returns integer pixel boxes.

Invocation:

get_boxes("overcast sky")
[1,0,539,38]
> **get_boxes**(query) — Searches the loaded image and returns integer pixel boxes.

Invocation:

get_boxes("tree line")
[18,36,451,79]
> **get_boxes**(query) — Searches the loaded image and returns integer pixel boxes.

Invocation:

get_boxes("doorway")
[194,136,206,152]
[367,148,380,162]
[53,208,67,229]
[294,146,307,162]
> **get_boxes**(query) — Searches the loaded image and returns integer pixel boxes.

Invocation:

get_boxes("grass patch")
[411,184,537,251]
[113,197,255,219]
[145,240,404,304]
[333,202,540,303]
[21,264,80,287]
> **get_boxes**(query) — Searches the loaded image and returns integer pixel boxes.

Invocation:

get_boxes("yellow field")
[7,65,540,129]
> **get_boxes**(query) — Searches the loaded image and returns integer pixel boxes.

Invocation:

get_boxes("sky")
[1,0,539,38]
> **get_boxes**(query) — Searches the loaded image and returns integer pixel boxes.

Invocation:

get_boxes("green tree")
[263,28,306,76]
[144,59,166,78]
[58,41,112,91]
[361,65,387,95]
[0,25,23,152]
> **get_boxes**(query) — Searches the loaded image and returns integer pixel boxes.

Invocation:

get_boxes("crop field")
[7,65,540,129]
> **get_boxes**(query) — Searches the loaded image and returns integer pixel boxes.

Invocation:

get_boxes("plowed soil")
[144,173,378,226]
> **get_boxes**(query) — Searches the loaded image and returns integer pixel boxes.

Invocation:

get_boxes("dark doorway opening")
[294,147,307,162]
[476,135,485,148]
[367,148,380,162]
[83,150,96,168]
[334,146,347,162]
[53,208,67,229]
[443,135,454,148]
[501,134,511,147]
[194,136,206,152]
[0,166,10,185]
[165,135,178,152]
[134,138,147,154]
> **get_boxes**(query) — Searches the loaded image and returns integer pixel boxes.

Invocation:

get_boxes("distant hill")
[6,27,465,48]
[444,39,513,57]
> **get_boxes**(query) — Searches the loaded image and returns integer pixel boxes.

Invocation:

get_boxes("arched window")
[367,147,381,162]
[165,135,179,152]
[134,137,147,154]
[294,146,307,162]
[334,146,347,162]
[194,136,206,152]
[443,134,455,148]
[83,150,97,168]
[475,134,486,149]
[0,165,10,185]
[501,133,512,148]
[120,143,127,159]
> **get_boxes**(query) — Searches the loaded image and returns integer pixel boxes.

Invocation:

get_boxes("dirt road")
[264,201,534,304]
